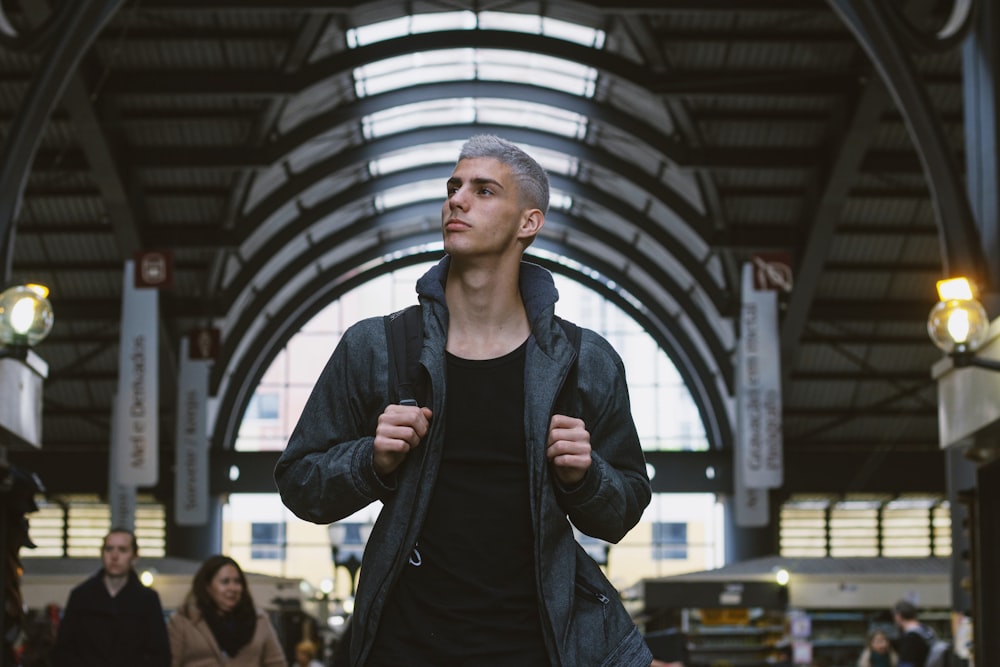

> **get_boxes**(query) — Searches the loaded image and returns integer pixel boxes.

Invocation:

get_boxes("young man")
[275,134,653,666]
[53,528,171,667]
[893,599,932,667]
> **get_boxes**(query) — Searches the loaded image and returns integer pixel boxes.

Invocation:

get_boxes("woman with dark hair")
[167,555,286,666]
[857,629,899,667]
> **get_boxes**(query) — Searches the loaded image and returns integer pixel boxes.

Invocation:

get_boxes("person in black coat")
[52,528,170,667]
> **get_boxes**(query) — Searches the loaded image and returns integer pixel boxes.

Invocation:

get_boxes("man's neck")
[103,572,129,597]
[445,258,529,359]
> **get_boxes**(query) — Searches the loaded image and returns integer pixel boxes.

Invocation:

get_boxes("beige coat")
[167,601,287,667]
[856,648,899,667]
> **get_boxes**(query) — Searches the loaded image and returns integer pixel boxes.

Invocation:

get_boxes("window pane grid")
[21,496,166,560]
[780,495,949,558]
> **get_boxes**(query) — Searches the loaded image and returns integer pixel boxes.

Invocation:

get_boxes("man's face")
[101,531,136,577]
[441,157,536,258]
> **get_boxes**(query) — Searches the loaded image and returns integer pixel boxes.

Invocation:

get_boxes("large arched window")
[235,262,707,454]
[225,263,723,596]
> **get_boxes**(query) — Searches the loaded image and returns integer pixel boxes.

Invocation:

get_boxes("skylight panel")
[411,11,477,34]
[368,142,463,177]
[349,12,601,100]
[525,146,580,178]
[361,99,477,139]
[478,12,605,48]
[361,97,586,141]
[550,192,573,211]
[375,180,441,212]
[476,50,597,97]
[475,103,585,139]
[349,12,476,47]
[354,50,477,97]
[347,11,605,49]
[354,49,597,99]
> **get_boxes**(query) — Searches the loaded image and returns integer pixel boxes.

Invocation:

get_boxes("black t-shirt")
[368,341,549,667]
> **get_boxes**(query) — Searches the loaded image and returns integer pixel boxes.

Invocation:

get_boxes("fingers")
[547,414,591,485]
[373,405,433,476]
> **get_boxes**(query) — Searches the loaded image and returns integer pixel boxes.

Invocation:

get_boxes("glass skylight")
[347,11,604,49]
[368,142,464,177]
[367,141,579,188]
[550,192,573,211]
[354,49,597,98]
[361,98,587,142]
[374,180,441,212]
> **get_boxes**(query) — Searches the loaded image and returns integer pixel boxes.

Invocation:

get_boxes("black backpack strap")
[384,304,422,406]
[554,316,582,416]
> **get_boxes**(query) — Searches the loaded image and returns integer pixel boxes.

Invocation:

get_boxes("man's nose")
[448,188,468,209]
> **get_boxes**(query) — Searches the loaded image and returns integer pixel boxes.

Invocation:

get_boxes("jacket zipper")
[574,579,611,642]
[360,364,438,666]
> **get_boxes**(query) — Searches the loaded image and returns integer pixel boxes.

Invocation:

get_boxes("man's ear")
[519,208,545,240]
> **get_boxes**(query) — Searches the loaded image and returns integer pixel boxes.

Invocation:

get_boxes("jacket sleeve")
[51,588,81,667]
[257,611,289,667]
[142,589,171,667]
[166,612,187,667]
[274,317,396,524]
[557,331,652,542]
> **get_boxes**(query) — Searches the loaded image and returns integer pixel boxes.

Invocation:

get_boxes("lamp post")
[927,277,1000,370]
[0,283,53,667]
[327,521,373,598]
[0,284,53,361]
[927,276,1000,667]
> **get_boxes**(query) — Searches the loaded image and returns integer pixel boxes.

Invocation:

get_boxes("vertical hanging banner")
[174,334,211,525]
[115,254,169,486]
[733,477,770,527]
[733,419,769,527]
[736,258,787,490]
[108,393,137,530]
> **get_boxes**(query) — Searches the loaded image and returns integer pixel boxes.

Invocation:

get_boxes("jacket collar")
[415,255,560,324]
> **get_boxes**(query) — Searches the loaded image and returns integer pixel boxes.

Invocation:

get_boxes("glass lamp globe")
[0,284,54,347]
[927,298,990,354]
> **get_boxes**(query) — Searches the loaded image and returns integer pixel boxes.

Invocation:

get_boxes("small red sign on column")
[751,252,793,292]
[188,328,221,360]
[134,250,174,289]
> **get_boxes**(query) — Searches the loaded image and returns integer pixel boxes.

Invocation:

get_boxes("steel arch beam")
[211,200,732,398]
[234,126,711,249]
[210,236,734,454]
[828,0,986,283]
[223,163,726,315]
[0,0,125,282]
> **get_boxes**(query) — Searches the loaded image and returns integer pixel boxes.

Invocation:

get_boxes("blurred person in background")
[857,629,898,667]
[167,555,286,667]
[293,639,323,667]
[52,528,170,667]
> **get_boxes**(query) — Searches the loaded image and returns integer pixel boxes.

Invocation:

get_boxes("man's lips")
[445,218,470,230]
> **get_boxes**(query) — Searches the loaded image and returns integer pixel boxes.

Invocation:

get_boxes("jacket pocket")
[563,552,652,667]
[573,578,611,643]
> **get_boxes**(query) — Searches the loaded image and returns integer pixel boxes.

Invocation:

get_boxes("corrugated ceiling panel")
[723,194,801,225]
[814,271,892,299]
[700,118,826,148]
[828,234,906,262]
[48,270,123,300]
[124,119,252,147]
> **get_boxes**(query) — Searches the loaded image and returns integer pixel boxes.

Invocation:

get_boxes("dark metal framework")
[3,1,993,523]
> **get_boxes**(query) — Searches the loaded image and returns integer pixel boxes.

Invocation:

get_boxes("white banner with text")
[736,261,783,489]
[108,393,137,530]
[174,336,210,525]
[115,260,159,486]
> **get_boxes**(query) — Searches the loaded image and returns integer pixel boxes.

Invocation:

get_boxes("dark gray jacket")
[275,258,653,666]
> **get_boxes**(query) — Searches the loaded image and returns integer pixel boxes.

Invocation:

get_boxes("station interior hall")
[2,1,1000,666]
